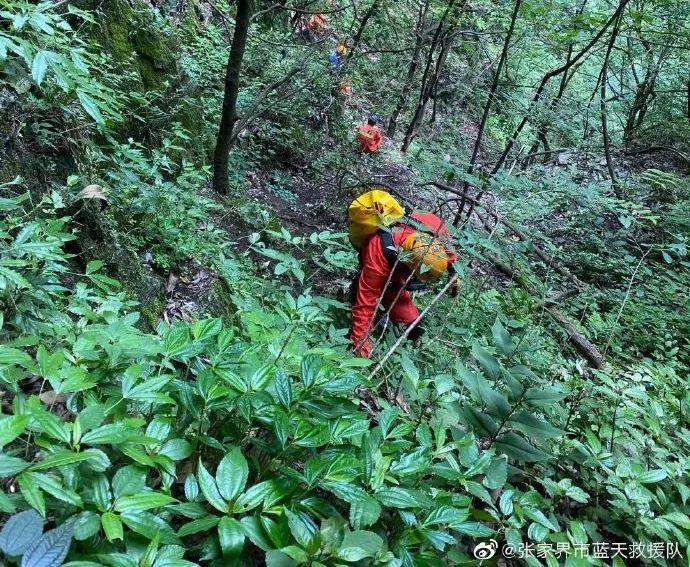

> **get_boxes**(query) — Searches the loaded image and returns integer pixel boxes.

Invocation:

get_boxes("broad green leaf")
[76,89,104,127]
[523,508,558,531]
[494,432,552,462]
[23,471,82,507]
[218,517,245,558]
[492,317,516,356]
[114,492,176,513]
[499,490,514,515]
[0,414,29,448]
[524,387,567,407]
[638,469,667,484]
[120,511,178,544]
[234,480,276,513]
[184,475,199,502]
[265,550,298,567]
[509,411,562,440]
[0,509,43,555]
[275,369,293,408]
[31,50,49,84]
[112,465,146,499]
[451,521,493,537]
[527,521,549,542]
[390,447,430,476]
[471,343,501,380]
[73,511,100,541]
[423,506,470,527]
[0,454,29,477]
[21,516,75,567]
[483,457,507,490]
[375,487,429,509]
[19,472,46,517]
[216,446,249,502]
[240,516,273,551]
[284,508,317,548]
[349,497,381,529]
[198,461,228,513]
[301,354,320,388]
[0,346,32,367]
[568,520,588,544]
[177,516,220,537]
[29,451,95,471]
[80,424,133,445]
[192,318,222,341]
[101,512,124,542]
[26,399,70,444]
[160,439,192,461]
[92,473,112,511]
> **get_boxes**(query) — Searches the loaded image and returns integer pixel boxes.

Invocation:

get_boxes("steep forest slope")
[0,0,689,565]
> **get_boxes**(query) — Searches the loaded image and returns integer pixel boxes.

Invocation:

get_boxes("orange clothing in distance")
[307,14,328,34]
[357,124,383,153]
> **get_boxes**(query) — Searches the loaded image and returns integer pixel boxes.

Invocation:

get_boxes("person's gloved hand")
[406,323,425,347]
[448,277,462,298]
[353,338,373,358]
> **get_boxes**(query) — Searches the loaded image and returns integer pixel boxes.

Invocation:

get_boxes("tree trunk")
[454,0,521,223]
[400,0,458,152]
[522,0,587,167]
[350,0,381,57]
[600,13,622,197]
[489,0,630,176]
[622,48,668,147]
[212,0,251,195]
[387,0,430,139]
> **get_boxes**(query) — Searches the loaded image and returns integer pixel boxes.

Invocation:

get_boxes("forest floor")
[161,144,428,320]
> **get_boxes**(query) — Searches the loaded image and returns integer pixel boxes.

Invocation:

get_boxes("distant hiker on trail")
[357,114,383,153]
[329,41,348,70]
[338,78,352,98]
[347,190,458,358]
[304,13,328,40]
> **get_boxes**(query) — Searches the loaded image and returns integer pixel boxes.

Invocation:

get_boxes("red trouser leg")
[382,286,419,326]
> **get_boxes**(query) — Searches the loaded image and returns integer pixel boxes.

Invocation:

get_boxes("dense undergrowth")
[1,0,689,566]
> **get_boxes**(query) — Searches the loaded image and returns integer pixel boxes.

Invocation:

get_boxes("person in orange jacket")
[357,114,383,153]
[350,212,457,357]
[306,13,328,36]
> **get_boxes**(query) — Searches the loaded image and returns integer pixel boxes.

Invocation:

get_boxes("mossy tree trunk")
[212,0,251,195]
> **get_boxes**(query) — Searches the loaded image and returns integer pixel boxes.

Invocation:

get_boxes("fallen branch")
[537,289,579,307]
[483,251,603,368]
[516,147,572,162]
[624,145,689,165]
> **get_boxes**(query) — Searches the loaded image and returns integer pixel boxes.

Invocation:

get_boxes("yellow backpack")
[347,189,405,249]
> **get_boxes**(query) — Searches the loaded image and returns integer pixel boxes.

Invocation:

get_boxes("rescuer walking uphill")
[357,114,383,153]
[348,190,458,358]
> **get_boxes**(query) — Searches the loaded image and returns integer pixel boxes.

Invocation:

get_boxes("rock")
[557,152,570,165]
[69,198,166,328]
[79,184,107,200]
[39,390,69,407]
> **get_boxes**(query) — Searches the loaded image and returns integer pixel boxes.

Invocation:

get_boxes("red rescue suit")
[357,124,383,153]
[350,212,456,358]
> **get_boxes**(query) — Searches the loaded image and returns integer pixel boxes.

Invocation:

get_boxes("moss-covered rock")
[198,278,236,323]
[94,0,178,90]
[69,199,166,328]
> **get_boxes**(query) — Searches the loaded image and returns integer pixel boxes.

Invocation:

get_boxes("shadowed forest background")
[0,0,689,564]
